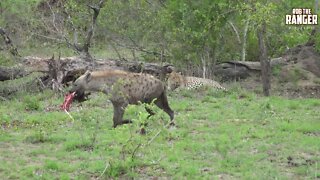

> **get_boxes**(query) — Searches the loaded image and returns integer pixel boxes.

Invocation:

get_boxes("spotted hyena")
[70,70,174,128]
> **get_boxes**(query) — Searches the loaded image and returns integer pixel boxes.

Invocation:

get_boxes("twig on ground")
[147,120,173,146]
[131,143,142,160]
[146,129,162,146]
[97,162,110,180]
[64,110,75,122]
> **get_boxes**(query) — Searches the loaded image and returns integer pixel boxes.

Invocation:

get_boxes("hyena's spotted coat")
[70,70,174,128]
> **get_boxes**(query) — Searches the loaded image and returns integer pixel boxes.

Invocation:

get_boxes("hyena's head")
[70,70,92,97]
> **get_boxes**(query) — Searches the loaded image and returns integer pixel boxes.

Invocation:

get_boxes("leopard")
[167,71,226,91]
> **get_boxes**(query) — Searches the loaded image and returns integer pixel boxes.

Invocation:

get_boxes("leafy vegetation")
[0,89,319,179]
[0,0,319,68]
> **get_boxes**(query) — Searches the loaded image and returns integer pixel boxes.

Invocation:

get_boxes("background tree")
[1,0,319,76]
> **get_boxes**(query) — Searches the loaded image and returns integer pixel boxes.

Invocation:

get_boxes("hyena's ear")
[84,70,92,82]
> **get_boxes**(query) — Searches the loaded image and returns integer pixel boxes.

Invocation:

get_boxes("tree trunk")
[212,32,223,69]
[201,46,212,78]
[201,53,207,78]
[257,22,271,96]
[241,20,249,61]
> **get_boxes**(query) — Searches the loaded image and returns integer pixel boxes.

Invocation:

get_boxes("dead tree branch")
[228,21,241,45]
[81,0,105,61]
[0,27,21,57]
[109,37,169,59]
[44,0,105,61]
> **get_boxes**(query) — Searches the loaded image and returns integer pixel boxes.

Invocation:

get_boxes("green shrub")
[24,96,40,111]
[272,65,282,76]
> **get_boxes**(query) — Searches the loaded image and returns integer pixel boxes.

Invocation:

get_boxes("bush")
[24,95,40,111]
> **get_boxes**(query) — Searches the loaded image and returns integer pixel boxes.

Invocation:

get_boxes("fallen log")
[0,66,28,81]
[213,57,287,81]
[0,56,174,90]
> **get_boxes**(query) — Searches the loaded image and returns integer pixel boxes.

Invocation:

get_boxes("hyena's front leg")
[111,101,131,128]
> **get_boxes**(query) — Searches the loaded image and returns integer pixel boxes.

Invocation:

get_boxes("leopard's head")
[167,72,184,91]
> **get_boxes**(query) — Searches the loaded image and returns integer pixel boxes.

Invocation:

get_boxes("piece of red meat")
[60,92,76,111]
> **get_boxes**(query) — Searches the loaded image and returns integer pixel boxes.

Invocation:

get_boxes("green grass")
[0,88,319,179]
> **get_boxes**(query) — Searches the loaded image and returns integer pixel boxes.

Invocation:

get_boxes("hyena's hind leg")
[111,101,132,128]
[155,92,175,126]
